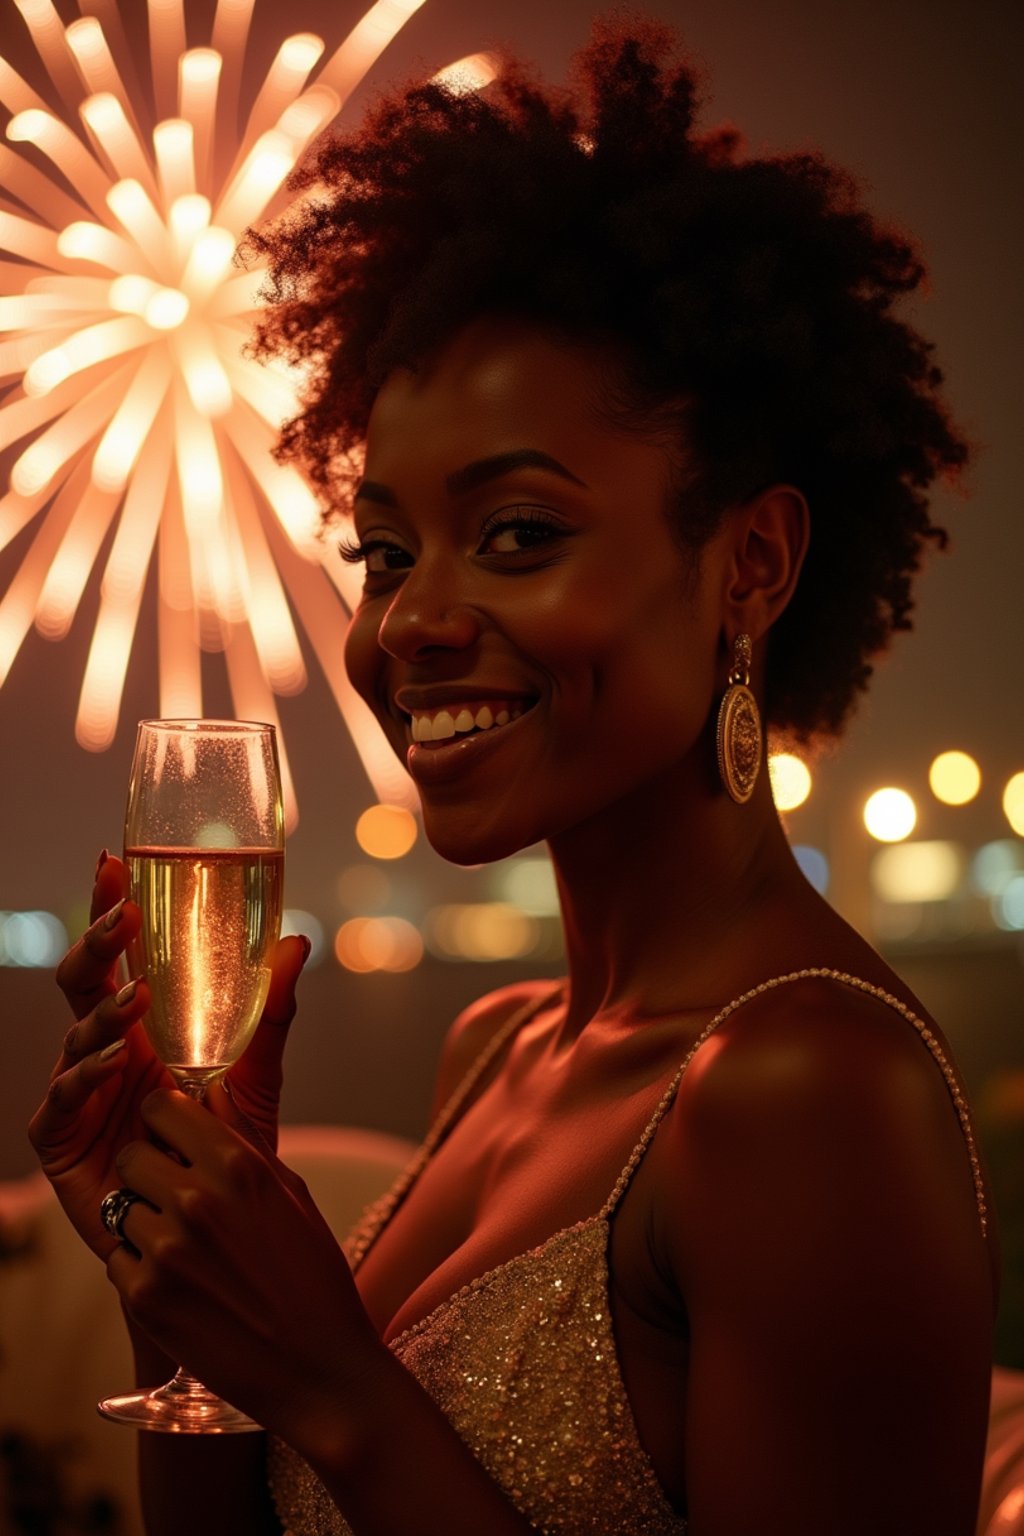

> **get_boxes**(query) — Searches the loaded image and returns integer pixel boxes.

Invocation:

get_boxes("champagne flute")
[98,719,285,1432]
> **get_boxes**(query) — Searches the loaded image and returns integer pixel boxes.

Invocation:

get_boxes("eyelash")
[338,507,565,569]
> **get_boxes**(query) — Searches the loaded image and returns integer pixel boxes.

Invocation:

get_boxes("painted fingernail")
[103,898,126,931]
[114,978,138,1007]
[300,935,312,965]
[100,1038,126,1061]
[94,848,109,881]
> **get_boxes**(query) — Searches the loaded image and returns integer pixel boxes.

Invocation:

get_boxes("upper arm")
[668,984,994,1536]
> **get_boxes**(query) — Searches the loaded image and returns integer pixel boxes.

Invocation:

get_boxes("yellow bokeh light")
[768,752,812,811]
[863,787,917,843]
[355,804,418,860]
[871,840,964,903]
[1004,773,1024,837]
[333,916,423,973]
[928,750,981,806]
[425,903,539,962]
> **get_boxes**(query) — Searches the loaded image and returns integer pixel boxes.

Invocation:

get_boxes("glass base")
[98,1368,261,1434]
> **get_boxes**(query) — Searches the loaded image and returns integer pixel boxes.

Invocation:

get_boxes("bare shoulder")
[663,973,997,1531]
[683,971,962,1124]
[665,971,994,1308]
[428,978,562,1122]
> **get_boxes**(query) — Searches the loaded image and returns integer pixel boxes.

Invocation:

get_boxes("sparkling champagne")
[126,845,284,1088]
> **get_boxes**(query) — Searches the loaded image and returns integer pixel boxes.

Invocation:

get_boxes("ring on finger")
[100,1186,143,1243]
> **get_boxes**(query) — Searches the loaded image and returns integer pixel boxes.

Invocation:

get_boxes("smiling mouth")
[406,699,535,746]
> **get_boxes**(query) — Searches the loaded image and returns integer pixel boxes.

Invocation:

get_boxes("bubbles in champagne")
[126,847,284,1086]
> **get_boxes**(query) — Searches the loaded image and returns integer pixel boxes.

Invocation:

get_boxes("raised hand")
[28,851,307,1260]
[104,1083,380,1446]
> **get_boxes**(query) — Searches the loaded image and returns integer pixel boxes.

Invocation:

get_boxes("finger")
[89,851,128,926]
[205,1080,319,1220]
[263,934,310,1029]
[104,1196,161,1268]
[29,1039,129,1153]
[57,976,149,1076]
[55,896,141,1022]
[137,1088,238,1169]
[205,1075,273,1157]
[230,935,309,1088]
[113,1137,177,1210]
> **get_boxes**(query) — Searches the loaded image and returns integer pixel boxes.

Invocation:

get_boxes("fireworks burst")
[0,0,496,826]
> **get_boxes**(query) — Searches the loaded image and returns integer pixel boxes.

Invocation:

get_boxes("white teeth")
[408,701,529,742]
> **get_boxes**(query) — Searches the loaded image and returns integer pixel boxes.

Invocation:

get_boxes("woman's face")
[343,318,730,864]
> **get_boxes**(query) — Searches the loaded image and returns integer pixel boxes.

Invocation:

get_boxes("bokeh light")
[333,915,423,972]
[355,804,418,860]
[0,910,68,966]
[928,750,981,806]
[871,841,964,904]
[972,840,1023,897]
[425,902,539,962]
[1003,773,1024,836]
[994,876,1024,933]
[863,787,917,843]
[792,844,829,895]
[768,752,812,811]
[489,855,559,915]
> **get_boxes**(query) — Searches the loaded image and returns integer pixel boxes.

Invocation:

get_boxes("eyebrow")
[353,449,588,508]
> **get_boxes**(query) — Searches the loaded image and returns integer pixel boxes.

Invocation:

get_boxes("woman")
[29,21,996,1536]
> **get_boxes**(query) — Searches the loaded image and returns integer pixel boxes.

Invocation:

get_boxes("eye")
[478,507,566,556]
[338,536,412,573]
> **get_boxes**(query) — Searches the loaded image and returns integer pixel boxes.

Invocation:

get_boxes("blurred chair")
[0,1126,413,1536]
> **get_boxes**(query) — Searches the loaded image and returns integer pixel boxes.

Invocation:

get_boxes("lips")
[398,695,538,785]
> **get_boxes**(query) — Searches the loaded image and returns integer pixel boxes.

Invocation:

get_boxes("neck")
[547,757,808,1037]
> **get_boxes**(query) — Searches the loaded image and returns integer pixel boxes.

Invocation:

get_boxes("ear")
[720,484,809,643]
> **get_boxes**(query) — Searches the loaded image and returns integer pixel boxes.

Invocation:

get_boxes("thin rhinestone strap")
[598,968,989,1238]
[346,984,563,1271]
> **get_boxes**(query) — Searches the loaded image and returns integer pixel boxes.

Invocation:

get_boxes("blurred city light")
[994,876,1024,933]
[489,856,559,915]
[0,910,68,966]
[792,844,829,895]
[425,903,539,962]
[333,915,423,972]
[1003,774,1024,836]
[871,840,964,904]
[768,752,812,811]
[928,750,981,806]
[355,804,418,860]
[864,787,917,843]
[972,840,1024,897]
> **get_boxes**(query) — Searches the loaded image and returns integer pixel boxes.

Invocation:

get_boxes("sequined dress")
[268,969,989,1535]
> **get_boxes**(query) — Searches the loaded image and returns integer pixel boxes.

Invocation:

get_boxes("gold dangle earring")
[716,633,762,804]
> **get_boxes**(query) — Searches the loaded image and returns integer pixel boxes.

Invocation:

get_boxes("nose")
[375,562,482,662]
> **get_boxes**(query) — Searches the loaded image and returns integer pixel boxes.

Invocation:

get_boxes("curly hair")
[246,16,968,740]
